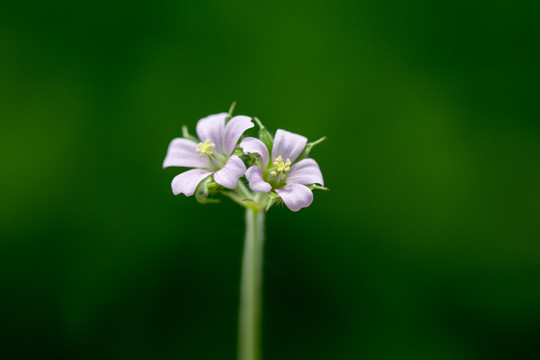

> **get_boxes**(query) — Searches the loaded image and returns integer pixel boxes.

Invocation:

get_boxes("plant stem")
[238,208,265,360]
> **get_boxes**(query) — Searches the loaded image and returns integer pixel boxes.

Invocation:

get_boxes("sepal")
[307,184,329,191]
[298,136,326,160]
[265,191,281,211]
[226,101,237,121]
[254,117,274,152]
[195,176,221,204]
[182,125,199,143]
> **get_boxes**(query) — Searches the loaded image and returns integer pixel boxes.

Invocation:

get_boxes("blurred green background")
[1,1,539,359]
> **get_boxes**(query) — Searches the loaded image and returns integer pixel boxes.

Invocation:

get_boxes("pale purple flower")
[240,130,324,212]
[163,113,254,196]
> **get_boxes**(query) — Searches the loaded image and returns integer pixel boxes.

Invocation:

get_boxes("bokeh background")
[1,1,540,359]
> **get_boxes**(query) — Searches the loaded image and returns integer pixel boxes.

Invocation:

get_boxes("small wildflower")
[241,129,324,211]
[163,112,254,196]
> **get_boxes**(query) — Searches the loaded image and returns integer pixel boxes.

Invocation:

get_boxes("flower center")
[270,156,291,176]
[196,139,215,157]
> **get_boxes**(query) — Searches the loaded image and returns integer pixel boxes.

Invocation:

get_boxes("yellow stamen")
[196,139,215,157]
[271,156,291,175]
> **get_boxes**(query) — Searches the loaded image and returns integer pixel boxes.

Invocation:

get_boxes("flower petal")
[171,169,213,197]
[240,137,270,167]
[223,115,254,156]
[195,113,228,153]
[163,138,210,169]
[245,166,272,193]
[213,155,246,189]
[271,129,307,163]
[275,184,314,212]
[286,158,324,186]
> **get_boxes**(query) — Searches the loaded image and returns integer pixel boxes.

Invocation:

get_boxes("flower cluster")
[163,104,327,211]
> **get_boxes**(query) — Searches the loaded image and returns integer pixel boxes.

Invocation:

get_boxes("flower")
[240,129,324,211]
[163,112,254,196]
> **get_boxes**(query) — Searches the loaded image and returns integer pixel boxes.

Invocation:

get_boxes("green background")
[1,1,539,359]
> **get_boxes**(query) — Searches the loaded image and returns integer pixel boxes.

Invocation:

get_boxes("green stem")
[238,208,265,360]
